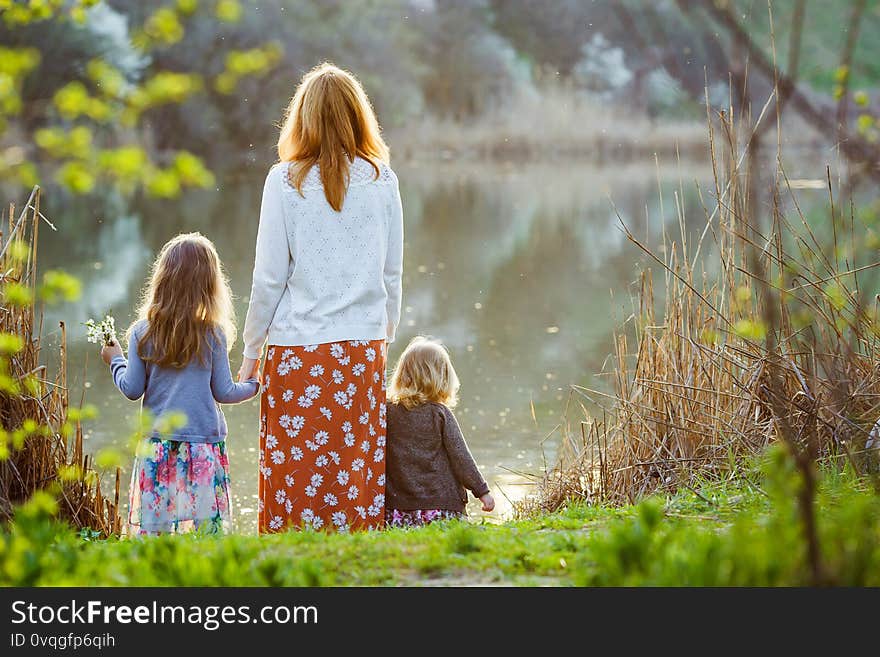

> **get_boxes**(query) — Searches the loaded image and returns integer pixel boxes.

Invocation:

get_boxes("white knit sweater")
[242,158,403,359]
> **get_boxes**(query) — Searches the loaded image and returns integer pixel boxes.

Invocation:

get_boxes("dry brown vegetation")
[523,102,880,516]
[0,187,121,535]
[391,80,709,163]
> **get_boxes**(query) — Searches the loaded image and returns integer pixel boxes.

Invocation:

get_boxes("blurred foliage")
[214,42,283,94]
[0,45,39,118]
[38,268,82,302]
[0,0,99,26]
[0,0,280,197]
[1,0,878,199]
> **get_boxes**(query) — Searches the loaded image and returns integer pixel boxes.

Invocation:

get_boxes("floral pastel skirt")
[259,340,387,534]
[385,509,463,528]
[128,438,232,536]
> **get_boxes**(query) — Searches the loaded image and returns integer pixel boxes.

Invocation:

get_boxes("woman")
[239,63,403,533]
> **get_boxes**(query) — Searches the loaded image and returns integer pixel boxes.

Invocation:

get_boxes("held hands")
[479,493,495,513]
[238,356,261,383]
[100,340,123,365]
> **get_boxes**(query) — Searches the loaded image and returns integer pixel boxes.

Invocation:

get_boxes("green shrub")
[571,452,880,586]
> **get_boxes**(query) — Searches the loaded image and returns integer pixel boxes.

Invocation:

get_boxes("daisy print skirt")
[259,340,387,533]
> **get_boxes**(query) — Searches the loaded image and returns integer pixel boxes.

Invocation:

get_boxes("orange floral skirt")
[258,340,387,533]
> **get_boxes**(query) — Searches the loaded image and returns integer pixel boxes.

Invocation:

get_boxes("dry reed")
[391,79,709,163]
[0,187,121,535]
[522,99,880,515]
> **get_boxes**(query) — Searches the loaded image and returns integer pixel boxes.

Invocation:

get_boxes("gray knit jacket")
[385,401,490,512]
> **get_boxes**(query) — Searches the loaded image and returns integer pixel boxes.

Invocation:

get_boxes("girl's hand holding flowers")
[101,340,123,365]
[86,314,120,365]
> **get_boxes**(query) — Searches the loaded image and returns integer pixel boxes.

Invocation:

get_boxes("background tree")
[0,0,283,198]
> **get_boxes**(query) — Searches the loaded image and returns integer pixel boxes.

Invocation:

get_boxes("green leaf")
[2,282,32,307]
[97,146,148,184]
[0,47,41,78]
[216,0,242,23]
[19,374,40,397]
[823,281,848,311]
[18,491,58,519]
[857,114,875,136]
[53,82,92,120]
[95,448,124,470]
[58,464,83,482]
[176,0,199,15]
[4,239,30,262]
[215,43,283,94]
[142,7,185,46]
[35,126,92,159]
[214,71,237,95]
[144,168,181,198]
[68,404,99,422]
[55,161,95,194]
[733,319,767,341]
[0,333,24,355]
[699,328,720,344]
[130,72,202,112]
[172,151,215,188]
[38,270,82,303]
[86,59,126,98]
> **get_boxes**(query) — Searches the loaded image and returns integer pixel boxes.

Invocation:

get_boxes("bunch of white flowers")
[85,314,117,346]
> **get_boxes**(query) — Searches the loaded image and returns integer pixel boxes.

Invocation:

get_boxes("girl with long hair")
[100,233,259,535]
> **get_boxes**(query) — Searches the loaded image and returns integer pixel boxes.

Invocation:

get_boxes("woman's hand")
[101,340,123,366]
[238,356,261,382]
[479,493,495,513]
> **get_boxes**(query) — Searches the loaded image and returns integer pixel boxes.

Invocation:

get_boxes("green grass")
[2,499,638,587]
[2,450,879,586]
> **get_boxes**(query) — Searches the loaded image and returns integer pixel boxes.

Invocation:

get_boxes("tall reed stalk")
[0,188,121,536]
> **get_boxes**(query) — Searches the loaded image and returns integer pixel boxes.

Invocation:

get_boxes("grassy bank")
[3,454,878,587]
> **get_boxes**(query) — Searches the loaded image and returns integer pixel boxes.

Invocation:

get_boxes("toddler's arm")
[211,331,260,404]
[439,407,490,502]
[109,332,147,401]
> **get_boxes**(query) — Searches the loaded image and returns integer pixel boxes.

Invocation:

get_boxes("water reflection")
[39,160,710,532]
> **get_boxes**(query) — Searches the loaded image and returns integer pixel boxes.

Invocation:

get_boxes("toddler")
[385,336,494,527]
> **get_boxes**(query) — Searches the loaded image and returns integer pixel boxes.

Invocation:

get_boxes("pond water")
[38,157,718,532]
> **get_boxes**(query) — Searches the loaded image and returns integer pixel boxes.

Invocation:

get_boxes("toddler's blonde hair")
[388,336,459,410]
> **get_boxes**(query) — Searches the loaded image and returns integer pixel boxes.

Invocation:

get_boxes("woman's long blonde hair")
[130,232,236,368]
[388,336,460,410]
[277,62,389,212]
